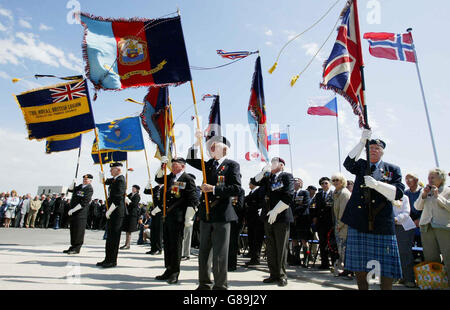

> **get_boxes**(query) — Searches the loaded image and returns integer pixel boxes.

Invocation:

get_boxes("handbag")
[414,262,449,290]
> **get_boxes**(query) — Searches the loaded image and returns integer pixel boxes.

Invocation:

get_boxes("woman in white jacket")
[393,195,416,288]
[414,168,450,286]
[4,190,20,228]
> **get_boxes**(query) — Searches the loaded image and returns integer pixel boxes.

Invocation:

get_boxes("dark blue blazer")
[341,156,405,235]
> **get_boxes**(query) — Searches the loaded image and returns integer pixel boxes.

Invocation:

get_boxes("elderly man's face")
[294,179,303,190]
[369,144,383,163]
[110,167,121,177]
[271,159,283,174]
[320,180,331,191]
[405,176,418,189]
[209,142,226,160]
[171,162,185,175]
[82,177,92,185]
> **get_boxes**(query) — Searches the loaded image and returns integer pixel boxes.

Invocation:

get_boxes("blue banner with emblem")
[96,116,145,151]
[91,138,127,164]
[14,79,95,140]
[46,134,82,154]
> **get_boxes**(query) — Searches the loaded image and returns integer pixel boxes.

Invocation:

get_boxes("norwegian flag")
[216,50,256,60]
[50,80,87,103]
[320,0,366,128]
[363,32,416,63]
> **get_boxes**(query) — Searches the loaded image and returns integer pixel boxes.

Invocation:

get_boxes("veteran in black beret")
[153,156,198,284]
[341,129,404,290]
[63,174,94,254]
[187,130,241,290]
[250,157,294,287]
[96,162,126,268]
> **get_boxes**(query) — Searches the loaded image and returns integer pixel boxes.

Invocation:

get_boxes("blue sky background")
[1,0,449,201]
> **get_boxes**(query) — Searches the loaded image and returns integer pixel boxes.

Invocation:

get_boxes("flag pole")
[286,125,294,175]
[407,28,440,167]
[335,105,342,173]
[126,159,129,190]
[94,128,109,210]
[190,80,210,221]
[66,135,83,196]
[162,107,169,222]
[143,146,155,202]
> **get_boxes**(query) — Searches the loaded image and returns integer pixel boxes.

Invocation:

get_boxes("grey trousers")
[420,224,450,285]
[182,225,193,257]
[395,225,415,282]
[198,221,230,290]
[264,221,290,280]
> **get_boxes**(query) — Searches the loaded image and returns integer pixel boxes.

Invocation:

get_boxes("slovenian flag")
[80,13,191,90]
[307,97,338,117]
[268,133,289,146]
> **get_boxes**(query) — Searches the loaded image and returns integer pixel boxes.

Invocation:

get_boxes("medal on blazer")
[76,191,84,197]
[217,175,225,186]
[170,185,181,198]
[271,180,283,191]
[382,171,393,181]
[174,181,186,189]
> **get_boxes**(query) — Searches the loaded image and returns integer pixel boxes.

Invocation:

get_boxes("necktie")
[270,174,276,184]
[371,164,376,173]
[212,160,219,171]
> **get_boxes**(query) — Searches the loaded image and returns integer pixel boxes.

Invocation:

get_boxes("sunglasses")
[331,179,339,182]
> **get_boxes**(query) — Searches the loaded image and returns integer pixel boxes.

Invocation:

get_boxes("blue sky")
[1,0,449,200]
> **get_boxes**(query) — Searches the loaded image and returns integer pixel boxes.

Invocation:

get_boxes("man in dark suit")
[341,130,404,290]
[53,193,66,230]
[64,174,94,254]
[244,182,265,266]
[144,184,163,255]
[311,176,336,270]
[251,157,294,287]
[228,186,245,271]
[97,162,126,268]
[187,132,241,290]
[154,157,198,284]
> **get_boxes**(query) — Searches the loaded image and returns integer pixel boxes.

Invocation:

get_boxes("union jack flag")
[320,0,366,128]
[50,80,87,103]
[363,32,416,63]
[216,50,256,60]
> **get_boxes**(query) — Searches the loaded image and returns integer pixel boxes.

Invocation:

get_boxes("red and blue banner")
[307,97,338,117]
[320,0,366,128]
[216,50,257,60]
[14,79,95,140]
[268,133,289,146]
[363,32,416,63]
[80,13,191,90]
[46,134,82,154]
[204,95,221,140]
[248,56,269,162]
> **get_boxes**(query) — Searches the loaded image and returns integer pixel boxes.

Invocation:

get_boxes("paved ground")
[0,228,416,290]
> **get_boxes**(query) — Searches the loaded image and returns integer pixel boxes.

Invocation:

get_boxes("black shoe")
[195,285,212,290]
[263,277,278,284]
[155,273,170,280]
[63,249,71,254]
[245,260,260,266]
[278,278,288,287]
[181,256,190,261]
[67,250,80,255]
[96,261,105,267]
[167,275,178,284]
[120,245,130,250]
[145,251,153,254]
[228,266,237,272]
[102,262,117,268]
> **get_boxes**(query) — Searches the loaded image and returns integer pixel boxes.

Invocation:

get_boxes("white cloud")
[265,29,273,36]
[0,32,83,73]
[302,42,326,62]
[0,70,10,79]
[283,30,297,41]
[19,18,32,29]
[0,7,13,20]
[0,21,7,32]
[39,23,52,31]
[265,41,273,46]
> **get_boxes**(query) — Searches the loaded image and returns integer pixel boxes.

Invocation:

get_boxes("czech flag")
[307,97,338,117]
[80,13,191,90]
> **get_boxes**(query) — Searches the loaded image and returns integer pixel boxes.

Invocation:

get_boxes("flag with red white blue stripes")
[216,50,257,60]
[363,32,416,63]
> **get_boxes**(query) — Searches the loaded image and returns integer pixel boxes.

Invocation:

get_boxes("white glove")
[364,176,397,201]
[68,179,76,191]
[161,156,168,164]
[184,207,196,227]
[151,206,161,216]
[125,196,131,205]
[68,204,82,216]
[255,164,272,182]
[99,172,105,184]
[105,203,116,219]
[145,180,152,190]
[267,200,290,224]
[360,129,372,144]
[194,129,203,146]
[156,167,163,178]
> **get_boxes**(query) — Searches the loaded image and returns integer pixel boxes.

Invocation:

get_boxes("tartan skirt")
[345,227,402,279]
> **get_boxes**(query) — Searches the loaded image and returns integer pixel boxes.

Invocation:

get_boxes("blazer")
[244,187,265,224]
[251,171,295,224]
[341,157,404,235]
[187,147,241,223]
[126,193,141,218]
[333,188,351,239]
[155,171,198,223]
[105,175,126,218]
[68,184,94,219]
[415,186,450,229]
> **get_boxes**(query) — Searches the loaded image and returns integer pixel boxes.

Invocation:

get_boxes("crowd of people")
[1,130,449,290]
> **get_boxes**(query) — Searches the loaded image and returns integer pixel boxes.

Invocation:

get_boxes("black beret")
[272,157,286,165]
[319,177,330,184]
[110,162,123,168]
[306,185,317,191]
[206,135,231,148]
[369,139,386,149]
[132,185,140,191]
[172,157,187,164]
[83,174,93,179]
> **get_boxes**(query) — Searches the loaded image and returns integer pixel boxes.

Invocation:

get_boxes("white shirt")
[173,170,184,182]
[393,195,411,224]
